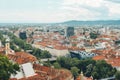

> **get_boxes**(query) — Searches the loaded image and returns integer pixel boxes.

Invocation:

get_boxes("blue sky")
[0,0,120,23]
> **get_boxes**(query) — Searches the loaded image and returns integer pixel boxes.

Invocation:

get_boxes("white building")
[11,63,36,79]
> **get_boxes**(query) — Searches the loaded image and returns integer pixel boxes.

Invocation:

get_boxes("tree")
[57,56,67,68]
[115,71,120,80]
[71,67,80,78]
[32,48,41,57]
[91,60,116,79]
[53,62,61,69]
[0,32,5,45]
[57,57,80,69]
[40,50,52,58]
[44,59,51,67]
[55,57,116,80]
[0,54,20,80]
[10,44,21,52]
[77,59,96,73]
[85,64,93,77]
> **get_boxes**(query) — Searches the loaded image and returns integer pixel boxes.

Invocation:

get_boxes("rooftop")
[8,52,37,64]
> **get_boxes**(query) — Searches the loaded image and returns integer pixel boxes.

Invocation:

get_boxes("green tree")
[40,50,52,58]
[55,57,116,80]
[53,62,61,69]
[0,54,20,80]
[57,57,79,69]
[85,64,93,77]
[91,60,116,79]
[44,59,51,67]
[57,56,67,68]
[71,67,80,78]
[0,32,6,45]
[10,43,21,52]
[77,59,96,73]
[32,48,41,57]
[115,71,120,80]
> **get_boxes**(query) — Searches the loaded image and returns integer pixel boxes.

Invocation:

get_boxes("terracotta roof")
[70,36,77,39]
[106,57,120,67]
[93,55,106,60]
[68,47,85,51]
[8,52,37,64]
[10,64,73,80]
[54,45,67,50]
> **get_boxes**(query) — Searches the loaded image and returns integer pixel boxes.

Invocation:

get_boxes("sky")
[0,0,120,23]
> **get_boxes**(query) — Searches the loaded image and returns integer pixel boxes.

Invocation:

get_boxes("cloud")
[105,1,120,15]
[106,0,120,3]
[62,0,103,7]
[0,0,120,23]
[60,0,120,20]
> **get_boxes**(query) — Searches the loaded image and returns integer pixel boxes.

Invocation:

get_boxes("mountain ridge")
[59,20,120,26]
[0,20,120,26]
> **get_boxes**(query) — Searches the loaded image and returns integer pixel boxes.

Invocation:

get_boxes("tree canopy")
[54,57,116,79]
[91,60,116,79]
[0,54,20,80]
[115,71,120,80]
[70,67,80,78]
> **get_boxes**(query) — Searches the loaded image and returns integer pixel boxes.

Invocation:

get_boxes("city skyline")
[0,0,120,23]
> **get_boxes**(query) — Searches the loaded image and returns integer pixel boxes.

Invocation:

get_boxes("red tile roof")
[10,64,73,80]
[8,52,37,64]
[106,57,120,67]
[93,55,106,60]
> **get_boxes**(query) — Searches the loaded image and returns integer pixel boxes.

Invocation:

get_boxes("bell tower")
[5,38,10,55]
[80,71,84,80]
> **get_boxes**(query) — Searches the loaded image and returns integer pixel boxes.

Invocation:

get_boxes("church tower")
[5,38,10,55]
[80,71,84,80]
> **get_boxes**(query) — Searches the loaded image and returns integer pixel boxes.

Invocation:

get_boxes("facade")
[5,38,10,55]
[11,63,36,79]
[65,27,74,37]
[70,51,97,59]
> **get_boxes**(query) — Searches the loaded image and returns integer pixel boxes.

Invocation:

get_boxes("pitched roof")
[93,55,106,60]
[8,52,37,64]
[10,64,73,80]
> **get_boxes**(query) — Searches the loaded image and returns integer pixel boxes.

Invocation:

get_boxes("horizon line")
[0,19,120,24]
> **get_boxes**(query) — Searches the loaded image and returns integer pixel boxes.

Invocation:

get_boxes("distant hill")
[58,20,120,26]
[0,20,120,27]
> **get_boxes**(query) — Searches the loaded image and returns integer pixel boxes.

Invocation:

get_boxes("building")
[76,71,93,80]
[65,27,74,37]
[5,38,10,55]
[70,51,97,59]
